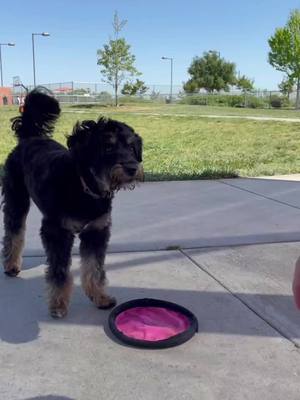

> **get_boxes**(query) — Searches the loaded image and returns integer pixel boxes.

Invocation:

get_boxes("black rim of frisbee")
[108,298,198,349]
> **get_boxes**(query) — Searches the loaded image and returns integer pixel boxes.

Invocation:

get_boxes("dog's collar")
[79,175,113,199]
[80,176,102,199]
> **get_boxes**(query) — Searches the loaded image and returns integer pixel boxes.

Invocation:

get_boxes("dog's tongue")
[293,258,300,309]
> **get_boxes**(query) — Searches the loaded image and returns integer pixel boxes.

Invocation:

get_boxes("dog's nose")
[124,166,137,177]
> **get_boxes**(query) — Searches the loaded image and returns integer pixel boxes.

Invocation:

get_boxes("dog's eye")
[105,143,114,153]
[130,144,135,154]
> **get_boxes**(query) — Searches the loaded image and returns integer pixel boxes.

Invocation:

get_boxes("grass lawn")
[67,102,300,119]
[1,103,300,181]
[142,104,300,119]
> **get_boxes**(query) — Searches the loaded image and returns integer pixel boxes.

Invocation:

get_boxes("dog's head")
[67,118,143,194]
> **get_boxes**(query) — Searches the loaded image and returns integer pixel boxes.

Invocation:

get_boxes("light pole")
[161,56,173,103]
[32,32,50,87]
[0,42,15,87]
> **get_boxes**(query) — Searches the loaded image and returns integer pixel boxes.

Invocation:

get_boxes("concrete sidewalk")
[2,179,300,254]
[1,179,300,399]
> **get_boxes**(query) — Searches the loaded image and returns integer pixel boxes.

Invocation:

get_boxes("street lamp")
[161,56,173,103]
[32,32,50,87]
[0,42,15,87]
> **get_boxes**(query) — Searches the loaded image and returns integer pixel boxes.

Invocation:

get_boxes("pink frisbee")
[293,257,300,309]
[109,298,198,348]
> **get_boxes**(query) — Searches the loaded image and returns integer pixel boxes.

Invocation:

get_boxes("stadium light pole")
[161,56,173,103]
[32,32,50,87]
[0,42,15,87]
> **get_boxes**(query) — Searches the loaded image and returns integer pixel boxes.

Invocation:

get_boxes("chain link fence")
[9,81,182,105]
[179,90,298,109]
[6,81,300,109]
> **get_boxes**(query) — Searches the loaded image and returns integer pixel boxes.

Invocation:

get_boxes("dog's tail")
[11,87,61,140]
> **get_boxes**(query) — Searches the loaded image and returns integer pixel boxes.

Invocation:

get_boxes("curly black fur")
[1,88,143,317]
[11,87,61,139]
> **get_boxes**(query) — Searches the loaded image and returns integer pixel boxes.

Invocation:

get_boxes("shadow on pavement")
[21,230,300,263]
[23,396,75,400]
[0,266,299,344]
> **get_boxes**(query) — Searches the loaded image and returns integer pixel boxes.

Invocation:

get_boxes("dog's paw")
[98,296,117,310]
[94,295,117,310]
[50,307,68,319]
[4,266,21,277]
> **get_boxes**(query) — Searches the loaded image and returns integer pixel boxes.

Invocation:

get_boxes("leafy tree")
[236,75,254,92]
[97,12,140,106]
[268,9,300,108]
[121,79,148,96]
[183,79,199,94]
[278,76,295,99]
[234,75,254,108]
[184,51,236,93]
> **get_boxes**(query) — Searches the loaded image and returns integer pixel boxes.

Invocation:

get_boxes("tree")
[121,79,148,96]
[268,9,300,108]
[184,51,236,93]
[235,75,254,107]
[236,75,254,92]
[183,79,199,94]
[278,76,295,99]
[97,11,140,106]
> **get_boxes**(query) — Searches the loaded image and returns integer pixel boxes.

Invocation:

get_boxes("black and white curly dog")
[1,88,143,318]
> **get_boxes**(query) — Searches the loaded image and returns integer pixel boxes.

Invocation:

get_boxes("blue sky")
[0,0,299,89]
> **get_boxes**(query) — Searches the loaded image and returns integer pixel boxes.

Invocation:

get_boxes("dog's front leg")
[79,214,116,309]
[40,219,74,318]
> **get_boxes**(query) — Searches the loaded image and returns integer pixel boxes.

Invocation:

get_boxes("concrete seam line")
[21,239,300,258]
[180,248,300,349]
[218,180,300,211]
[22,248,183,258]
[183,239,300,249]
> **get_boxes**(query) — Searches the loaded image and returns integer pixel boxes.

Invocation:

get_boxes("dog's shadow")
[0,252,181,344]
[0,260,152,345]
[1,253,299,346]
[0,265,112,344]
[23,396,75,400]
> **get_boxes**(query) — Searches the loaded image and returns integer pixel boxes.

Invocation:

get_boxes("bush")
[269,95,291,108]
[179,93,269,109]
[269,95,284,108]
[119,95,152,104]
[225,95,245,107]
[246,96,267,109]
[180,95,207,105]
[180,94,246,107]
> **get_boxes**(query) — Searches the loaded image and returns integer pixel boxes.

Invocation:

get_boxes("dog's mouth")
[110,164,144,191]
[89,164,144,195]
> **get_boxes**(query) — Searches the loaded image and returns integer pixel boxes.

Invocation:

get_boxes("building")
[0,87,13,106]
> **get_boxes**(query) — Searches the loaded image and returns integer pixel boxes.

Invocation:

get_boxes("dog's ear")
[97,117,125,135]
[67,120,96,149]
[97,117,108,131]
[133,134,143,162]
